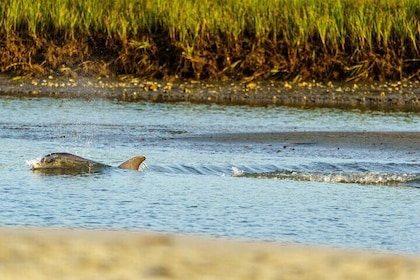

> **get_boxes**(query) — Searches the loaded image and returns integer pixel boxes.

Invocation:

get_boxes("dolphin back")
[28,153,146,174]
[118,156,146,170]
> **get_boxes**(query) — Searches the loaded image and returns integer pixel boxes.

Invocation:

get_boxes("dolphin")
[27,153,146,174]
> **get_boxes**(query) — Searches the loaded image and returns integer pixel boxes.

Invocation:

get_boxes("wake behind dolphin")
[27,153,146,174]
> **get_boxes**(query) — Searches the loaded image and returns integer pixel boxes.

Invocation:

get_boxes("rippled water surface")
[1,96,419,254]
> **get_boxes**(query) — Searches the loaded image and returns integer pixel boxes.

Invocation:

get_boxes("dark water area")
[0,96,419,254]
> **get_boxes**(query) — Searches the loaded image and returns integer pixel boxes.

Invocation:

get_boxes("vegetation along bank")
[0,0,419,81]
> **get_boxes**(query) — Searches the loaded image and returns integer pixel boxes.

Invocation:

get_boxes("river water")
[0,96,419,254]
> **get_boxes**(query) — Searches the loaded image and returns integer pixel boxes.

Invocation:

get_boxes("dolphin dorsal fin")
[118,156,146,170]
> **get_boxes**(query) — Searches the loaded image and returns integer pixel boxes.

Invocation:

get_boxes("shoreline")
[1,228,419,280]
[1,75,420,111]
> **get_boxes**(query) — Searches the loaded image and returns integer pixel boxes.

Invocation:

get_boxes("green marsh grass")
[0,0,419,80]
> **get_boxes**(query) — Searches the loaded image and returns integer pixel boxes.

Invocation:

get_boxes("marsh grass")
[0,0,419,80]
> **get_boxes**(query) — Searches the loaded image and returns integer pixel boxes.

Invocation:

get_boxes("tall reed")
[0,0,419,80]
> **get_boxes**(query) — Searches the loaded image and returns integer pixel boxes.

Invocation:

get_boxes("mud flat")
[182,131,420,150]
[0,228,419,280]
[0,76,419,111]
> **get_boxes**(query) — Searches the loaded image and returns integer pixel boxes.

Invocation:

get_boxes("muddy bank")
[179,131,420,151]
[1,228,419,280]
[0,75,419,111]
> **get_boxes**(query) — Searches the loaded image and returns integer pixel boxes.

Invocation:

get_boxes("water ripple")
[149,162,420,187]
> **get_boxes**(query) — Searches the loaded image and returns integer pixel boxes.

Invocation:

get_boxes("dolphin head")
[28,153,102,171]
[27,153,64,169]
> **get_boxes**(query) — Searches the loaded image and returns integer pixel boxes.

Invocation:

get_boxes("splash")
[231,166,244,177]
[241,170,420,186]
[138,162,148,172]
[25,157,42,169]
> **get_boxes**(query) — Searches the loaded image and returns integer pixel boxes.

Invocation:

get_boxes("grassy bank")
[0,0,419,81]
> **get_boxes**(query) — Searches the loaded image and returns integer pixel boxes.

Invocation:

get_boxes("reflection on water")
[0,96,419,254]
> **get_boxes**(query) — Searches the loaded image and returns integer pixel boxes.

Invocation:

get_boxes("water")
[0,96,419,254]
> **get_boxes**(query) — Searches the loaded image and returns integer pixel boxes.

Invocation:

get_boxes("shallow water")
[0,96,419,254]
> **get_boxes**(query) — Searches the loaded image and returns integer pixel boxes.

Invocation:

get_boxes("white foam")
[264,171,417,185]
[231,166,244,177]
[138,162,148,172]
[303,172,416,185]
[25,158,42,169]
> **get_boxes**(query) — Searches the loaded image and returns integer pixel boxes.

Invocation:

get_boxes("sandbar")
[180,131,420,151]
[0,228,419,280]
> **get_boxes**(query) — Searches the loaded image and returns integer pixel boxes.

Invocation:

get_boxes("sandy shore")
[1,75,419,111]
[0,228,419,280]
